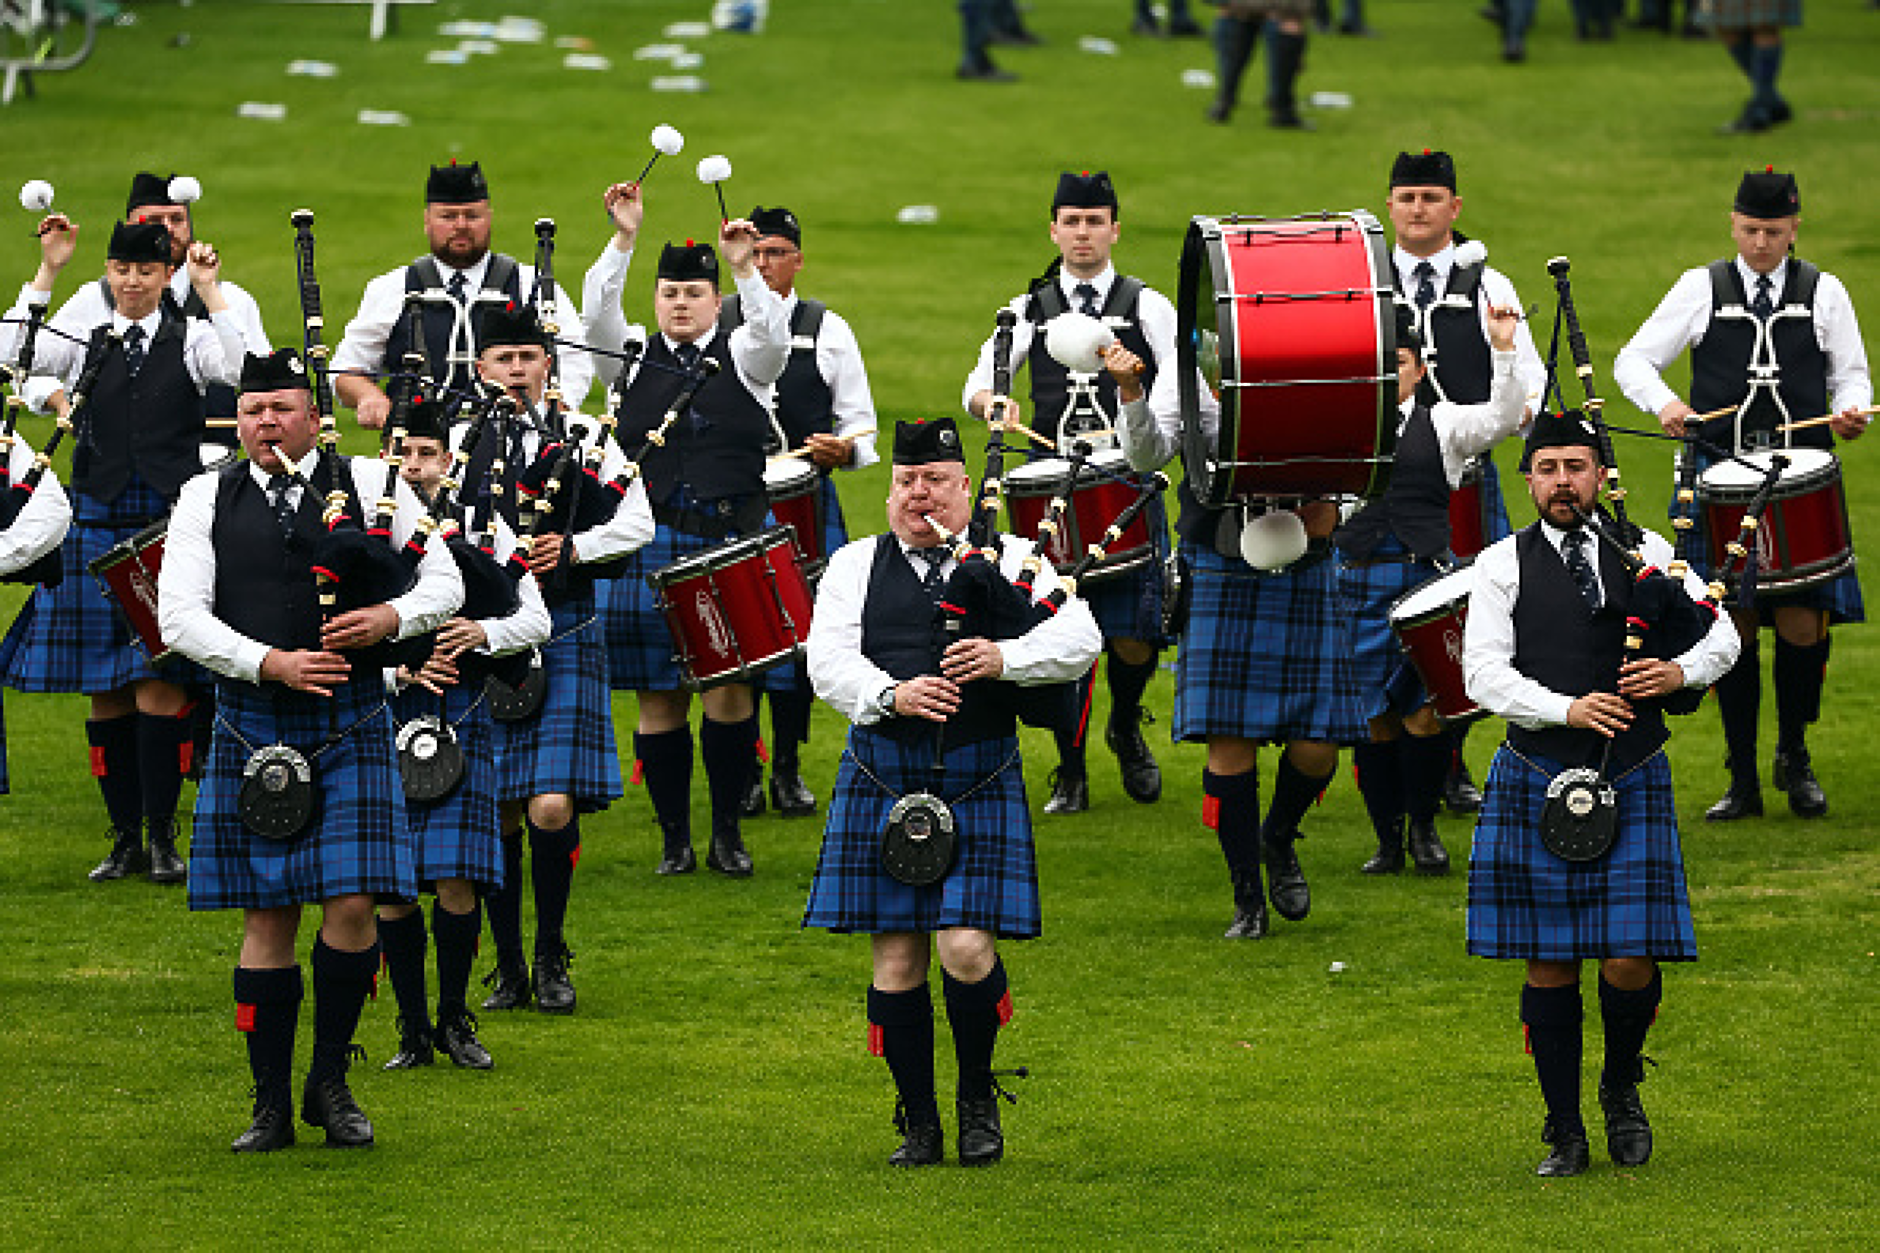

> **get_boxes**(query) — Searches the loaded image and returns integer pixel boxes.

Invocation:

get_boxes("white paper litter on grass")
[634,43,687,61]
[664,21,712,38]
[555,36,594,51]
[650,76,708,94]
[459,39,500,55]
[427,49,469,65]
[1078,36,1119,55]
[286,60,338,78]
[493,16,545,43]
[896,205,939,225]
[1181,68,1215,90]
[438,21,495,39]
[237,101,287,121]
[358,109,411,127]
[670,52,704,70]
[564,53,612,72]
[1308,91,1353,109]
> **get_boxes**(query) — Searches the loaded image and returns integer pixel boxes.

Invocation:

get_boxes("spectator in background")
[1706,1,1799,133]
[1205,2,1313,129]
[1134,0,1204,36]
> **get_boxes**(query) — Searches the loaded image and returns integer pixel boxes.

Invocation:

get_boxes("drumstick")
[772,428,877,461]
[1777,405,1880,434]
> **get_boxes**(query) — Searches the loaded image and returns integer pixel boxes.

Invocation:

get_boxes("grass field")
[1,1,1878,1248]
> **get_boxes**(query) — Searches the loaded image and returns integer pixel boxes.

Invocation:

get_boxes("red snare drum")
[1177,212,1397,504]
[1004,450,1154,583]
[1696,448,1854,592]
[88,520,171,662]
[650,527,815,689]
[763,459,826,577]
[1387,566,1482,723]
[1447,456,1488,561]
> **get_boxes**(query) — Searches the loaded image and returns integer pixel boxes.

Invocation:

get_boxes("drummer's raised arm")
[1117,362,1191,474]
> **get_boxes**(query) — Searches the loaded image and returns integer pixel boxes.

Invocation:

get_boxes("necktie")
[1752,274,1774,320]
[675,341,702,373]
[267,473,299,538]
[1563,530,1600,610]
[1413,261,1437,312]
[1073,282,1100,318]
[914,547,947,601]
[446,271,469,303]
[123,324,146,376]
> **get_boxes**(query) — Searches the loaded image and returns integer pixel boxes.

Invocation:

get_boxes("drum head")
[396,715,466,803]
[1006,458,1073,490]
[763,458,816,494]
[1700,447,1835,492]
[1389,565,1475,625]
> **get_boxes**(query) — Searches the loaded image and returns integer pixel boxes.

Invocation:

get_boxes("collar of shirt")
[1059,264,1117,306]
[247,444,323,493]
[661,326,719,357]
[112,308,162,339]
[1538,517,1601,569]
[900,539,954,575]
[444,255,491,293]
[1734,255,1787,297]
[1393,241,1456,291]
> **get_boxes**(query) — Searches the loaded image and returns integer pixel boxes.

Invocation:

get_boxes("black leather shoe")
[1205,99,1233,123]
[1406,818,1451,875]
[957,1097,1005,1166]
[1442,760,1484,814]
[1262,833,1311,922]
[956,62,1017,82]
[231,1098,295,1153]
[1167,17,1204,37]
[1361,819,1406,875]
[1268,111,1315,131]
[706,820,754,877]
[1224,865,1269,938]
[1773,749,1828,818]
[738,772,767,819]
[889,1103,945,1168]
[302,1075,374,1148]
[88,829,147,882]
[435,1010,494,1070]
[1705,777,1763,821]
[1717,107,1771,135]
[1599,1075,1652,1167]
[480,958,531,1011]
[382,1020,434,1070]
[1536,1118,1590,1177]
[769,770,817,817]
[1042,768,1088,815]
[656,844,697,875]
[1105,712,1162,804]
[534,947,576,1015]
[146,819,188,884]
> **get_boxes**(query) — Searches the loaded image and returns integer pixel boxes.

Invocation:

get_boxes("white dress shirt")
[1392,242,1548,415]
[0,435,72,575]
[1,283,245,414]
[808,532,1103,726]
[778,291,879,469]
[1613,256,1872,419]
[1463,522,1741,729]
[159,450,465,684]
[462,513,552,657]
[1412,348,1530,488]
[1118,348,1218,475]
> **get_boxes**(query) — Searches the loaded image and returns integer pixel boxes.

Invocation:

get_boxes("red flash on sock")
[1523,1024,1533,1056]
[1202,795,1220,830]
[756,736,771,765]
[569,844,583,870]
[996,990,1014,1027]
[629,759,645,785]
[235,1003,257,1033]
[866,1023,885,1057]
[177,740,194,776]
[90,746,108,777]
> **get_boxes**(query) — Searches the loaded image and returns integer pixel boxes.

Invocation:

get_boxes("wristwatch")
[873,683,898,720]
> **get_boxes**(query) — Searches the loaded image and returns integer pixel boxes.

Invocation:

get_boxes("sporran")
[1540,766,1618,862]
[879,791,959,888]
[396,714,465,802]
[239,744,316,842]
[487,650,548,722]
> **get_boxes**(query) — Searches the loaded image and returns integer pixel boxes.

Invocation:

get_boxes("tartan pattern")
[1337,555,1440,721]
[1697,0,1803,28]
[1669,448,1864,624]
[186,678,416,911]
[392,681,503,891]
[1466,745,1697,962]
[599,526,719,692]
[494,598,621,811]
[1,482,207,693]
[802,728,1040,938]
[1172,541,1365,745]
[1074,492,1170,645]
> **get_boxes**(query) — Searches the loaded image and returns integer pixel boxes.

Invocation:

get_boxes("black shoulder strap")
[1028,282,1066,324]
[1706,259,1743,308]
[483,253,520,295]
[1784,258,1821,308]
[97,276,116,311]
[1446,263,1484,301]
[793,298,826,342]
[718,293,745,332]
[408,256,445,292]
[1103,275,1144,319]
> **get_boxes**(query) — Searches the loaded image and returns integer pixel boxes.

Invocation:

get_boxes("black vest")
[1691,259,1830,452]
[210,456,367,654]
[1400,260,1493,407]
[72,308,206,506]
[615,332,769,511]
[721,294,832,449]
[96,278,238,442]
[459,403,556,533]
[1506,524,1668,774]
[1023,276,1157,445]
[384,254,523,391]
[1336,403,1451,561]
[860,535,1014,749]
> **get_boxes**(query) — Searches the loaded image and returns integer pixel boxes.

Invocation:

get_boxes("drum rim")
[1387,566,1475,622]
[762,458,818,489]
[1697,446,1838,493]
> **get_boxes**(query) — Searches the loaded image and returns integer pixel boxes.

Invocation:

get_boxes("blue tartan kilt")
[1337,553,1442,722]
[0,483,208,694]
[1671,449,1865,625]
[1467,745,1696,962]
[1698,0,1802,29]
[392,682,503,891]
[1070,491,1170,645]
[187,678,415,911]
[803,728,1040,939]
[1173,541,1365,745]
[494,598,621,812]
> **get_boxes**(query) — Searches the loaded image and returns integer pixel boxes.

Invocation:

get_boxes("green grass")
[2,1,1879,1248]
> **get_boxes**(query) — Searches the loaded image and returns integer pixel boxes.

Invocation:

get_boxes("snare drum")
[649,526,815,689]
[1004,450,1155,582]
[1696,448,1854,592]
[88,519,171,662]
[763,458,825,577]
[1177,212,1397,504]
[1447,456,1488,562]
[1387,566,1481,723]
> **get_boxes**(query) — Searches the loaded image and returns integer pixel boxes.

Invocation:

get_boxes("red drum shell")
[1696,449,1854,592]
[1387,566,1482,723]
[650,527,815,690]
[88,520,171,662]
[1004,450,1154,582]
[1177,212,1397,504]
[763,459,825,577]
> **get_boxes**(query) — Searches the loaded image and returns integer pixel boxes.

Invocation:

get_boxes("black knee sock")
[308,934,380,1086]
[700,715,758,826]
[432,900,482,1021]
[1449,721,1473,777]
[1400,730,1452,824]
[1772,636,1828,754]
[1598,969,1662,1086]
[1105,647,1159,731]
[233,965,302,1108]
[376,910,430,1034]
[943,958,1011,1102]
[87,714,142,835]
[1713,636,1761,775]
[1204,767,1261,872]
[485,828,525,964]
[635,726,695,848]
[1522,983,1585,1135]
[528,817,579,958]
[136,708,194,832]
[1053,665,1097,778]
[868,984,938,1126]
[1352,740,1405,840]
[1262,751,1332,845]
[769,685,814,773]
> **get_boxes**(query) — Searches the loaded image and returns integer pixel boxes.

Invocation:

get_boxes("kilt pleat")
[1337,555,1439,722]
[392,682,503,891]
[494,598,621,811]
[1466,746,1697,962]
[1698,0,1802,29]
[601,526,716,692]
[187,679,415,911]
[803,729,1040,939]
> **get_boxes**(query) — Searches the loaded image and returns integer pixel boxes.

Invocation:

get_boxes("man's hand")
[720,218,758,275]
[435,617,490,657]
[1485,303,1521,353]
[1617,657,1685,702]
[893,674,961,722]
[412,648,461,694]
[1566,691,1633,738]
[1657,399,1696,438]
[940,636,1005,685]
[527,532,567,574]
[803,432,854,470]
[186,240,230,313]
[320,604,399,652]
[1102,344,1146,403]
[349,388,392,431]
[602,181,644,247]
[34,213,77,282]
[260,647,350,696]
[1829,404,1872,441]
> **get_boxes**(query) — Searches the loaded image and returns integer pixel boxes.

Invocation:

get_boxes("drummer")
[1337,302,1528,878]
[0,375,73,798]
[581,180,788,878]
[1613,168,1871,821]
[961,170,1175,816]
[0,214,244,886]
[1385,148,1548,819]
